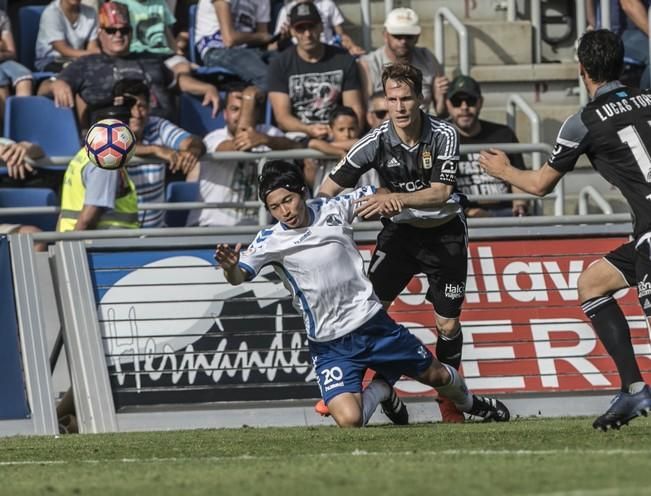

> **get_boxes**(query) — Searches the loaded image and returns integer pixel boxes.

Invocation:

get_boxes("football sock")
[628,381,646,394]
[434,364,473,411]
[581,296,643,390]
[436,326,463,370]
[361,379,391,426]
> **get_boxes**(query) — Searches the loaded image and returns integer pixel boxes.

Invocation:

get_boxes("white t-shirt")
[187,124,284,226]
[274,0,344,45]
[239,186,382,342]
[195,0,270,56]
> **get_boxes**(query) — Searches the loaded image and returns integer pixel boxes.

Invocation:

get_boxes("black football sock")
[436,326,463,370]
[582,296,643,390]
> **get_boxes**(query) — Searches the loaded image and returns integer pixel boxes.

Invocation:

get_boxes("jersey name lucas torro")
[594,92,651,121]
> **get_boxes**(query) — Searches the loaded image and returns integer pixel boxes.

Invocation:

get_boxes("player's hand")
[214,243,242,270]
[354,193,404,219]
[51,80,74,108]
[479,148,511,178]
[306,124,330,139]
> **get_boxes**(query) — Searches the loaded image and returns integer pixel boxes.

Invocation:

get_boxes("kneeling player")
[214,161,510,427]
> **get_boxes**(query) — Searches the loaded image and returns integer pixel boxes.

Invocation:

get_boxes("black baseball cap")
[447,75,481,99]
[289,2,321,27]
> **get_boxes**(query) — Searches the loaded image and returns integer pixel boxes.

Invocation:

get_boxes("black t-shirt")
[549,82,651,238]
[456,119,525,209]
[267,44,361,124]
[58,53,176,121]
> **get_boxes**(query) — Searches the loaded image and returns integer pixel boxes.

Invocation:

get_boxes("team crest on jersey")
[325,214,343,226]
[422,151,432,169]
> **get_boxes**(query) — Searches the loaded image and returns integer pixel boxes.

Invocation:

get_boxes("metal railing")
[434,7,470,76]
[578,185,613,215]
[506,94,542,170]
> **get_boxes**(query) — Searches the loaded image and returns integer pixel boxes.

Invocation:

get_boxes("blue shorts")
[308,309,433,404]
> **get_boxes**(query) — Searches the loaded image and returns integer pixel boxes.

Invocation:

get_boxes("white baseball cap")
[384,8,421,36]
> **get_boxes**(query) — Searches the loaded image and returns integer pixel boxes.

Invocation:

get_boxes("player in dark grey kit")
[480,29,651,431]
[319,63,469,423]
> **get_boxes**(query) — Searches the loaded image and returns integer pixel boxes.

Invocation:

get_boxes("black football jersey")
[549,81,651,238]
[329,112,461,222]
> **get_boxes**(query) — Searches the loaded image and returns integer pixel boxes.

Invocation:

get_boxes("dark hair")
[381,63,423,98]
[258,160,307,203]
[577,29,624,83]
[329,106,358,126]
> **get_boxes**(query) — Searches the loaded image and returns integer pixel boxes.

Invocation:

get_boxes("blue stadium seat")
[0,187,58,231]
[165,181,199,227]
[17,5,55,80]
[178,92,225,136]
[4,96,81,157]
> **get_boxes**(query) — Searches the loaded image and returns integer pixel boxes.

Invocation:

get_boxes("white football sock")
[434,364,473,411]
[362,379,391,426]
[628,381,646,394]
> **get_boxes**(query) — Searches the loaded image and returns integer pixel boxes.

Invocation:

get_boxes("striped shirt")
[329,112,463,225]
[129,116,190,227]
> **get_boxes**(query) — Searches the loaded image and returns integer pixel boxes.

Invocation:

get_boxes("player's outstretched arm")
[479,148,564,197]
[214,243,248,285]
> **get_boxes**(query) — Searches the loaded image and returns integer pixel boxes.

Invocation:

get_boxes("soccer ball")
[84,118,136,170]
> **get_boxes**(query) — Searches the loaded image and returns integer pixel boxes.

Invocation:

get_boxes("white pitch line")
[1,448,650,466]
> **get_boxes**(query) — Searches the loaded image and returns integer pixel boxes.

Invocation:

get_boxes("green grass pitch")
[1,417,649,495]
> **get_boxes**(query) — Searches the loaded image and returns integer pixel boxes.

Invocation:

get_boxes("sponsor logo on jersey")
[422,151,432,169]
[325,214,343,226]
[387,157,401,168]
[293,230,312,245]
[445,282,465,299]
[644,299,651,311]
[638,274,651,298]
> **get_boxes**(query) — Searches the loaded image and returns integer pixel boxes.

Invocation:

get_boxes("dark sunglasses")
[449,95,479,107]
[293,23,318,33]
[391,34,416,41]
[103,26,132,36]
[372,109,388,119]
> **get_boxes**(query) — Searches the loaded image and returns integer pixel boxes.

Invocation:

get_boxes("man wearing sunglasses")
[45,2,219,129]
[360,8,447,116]
[366,91,389,130]
[446,75,528,218]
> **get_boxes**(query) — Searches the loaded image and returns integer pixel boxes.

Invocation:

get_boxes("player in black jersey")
[480,29,651,431]
[319,63,470,423]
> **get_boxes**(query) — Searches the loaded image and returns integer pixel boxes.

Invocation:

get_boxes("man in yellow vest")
[57,146,139,232]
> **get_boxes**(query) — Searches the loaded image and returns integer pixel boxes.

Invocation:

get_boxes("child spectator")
[274,0,365,56]
[0,8,32,121]
[35,0,100,73]
[305,105,379,196]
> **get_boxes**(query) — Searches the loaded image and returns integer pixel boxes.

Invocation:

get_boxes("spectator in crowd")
[42,2,219,127]
[268,2,364,140]
[305,105,379,196]
[319,63,468,424]
[479,29,651,431]
[35,0,100,73]
[114,78,205,228]
[114,0,193,74]
[187,86,299,227]
[0,8,33,121]
[359,8,447,116]
[195,0,273,91]
[215,160,510,428]
[366,90,388,130]
[274,0,365,56]
[586,0,650,88]
[446,75,528,218]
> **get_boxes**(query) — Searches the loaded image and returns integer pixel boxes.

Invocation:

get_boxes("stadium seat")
[178,92,226,136]
[0,187,58,231]
[4,96,81,157]
[17,5,55,80]
[165,181,199,227]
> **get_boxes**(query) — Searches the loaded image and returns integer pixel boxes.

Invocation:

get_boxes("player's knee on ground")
[328,394,364,428]
[418,360,451,388]
[435,316,460,337]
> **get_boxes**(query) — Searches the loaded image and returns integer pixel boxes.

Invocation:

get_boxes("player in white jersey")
[214,160,510,427]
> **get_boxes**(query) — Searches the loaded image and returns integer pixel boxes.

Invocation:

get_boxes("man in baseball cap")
[360,7,448,116]
[288,1,322,28]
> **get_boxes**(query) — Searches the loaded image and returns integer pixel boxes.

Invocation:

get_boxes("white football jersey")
[238,186,382,342]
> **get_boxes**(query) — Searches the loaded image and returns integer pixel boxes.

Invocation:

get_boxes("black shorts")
[368,215,468,318]
[605,237,651,317]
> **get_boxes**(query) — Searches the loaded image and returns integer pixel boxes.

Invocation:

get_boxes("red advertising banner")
[358,237,651,396]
